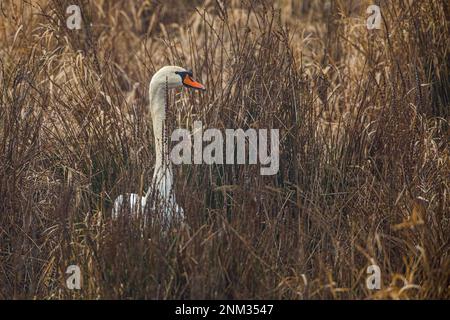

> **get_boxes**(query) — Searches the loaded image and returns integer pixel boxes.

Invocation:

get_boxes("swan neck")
[149,82,173,198]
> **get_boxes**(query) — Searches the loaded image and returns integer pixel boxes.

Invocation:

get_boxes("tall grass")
[0,0,448,299]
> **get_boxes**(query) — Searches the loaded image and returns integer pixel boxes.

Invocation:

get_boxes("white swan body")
[112,66,205,223]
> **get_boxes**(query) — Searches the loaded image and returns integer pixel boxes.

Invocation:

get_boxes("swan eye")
[175,70,193,79]
[175,71,186,80]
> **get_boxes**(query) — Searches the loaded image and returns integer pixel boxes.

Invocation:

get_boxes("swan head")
[150,66,205,91]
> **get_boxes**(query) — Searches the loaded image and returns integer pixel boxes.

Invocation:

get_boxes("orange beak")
[183,75,206,91]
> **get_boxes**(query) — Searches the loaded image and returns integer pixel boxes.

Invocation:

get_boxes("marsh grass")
[0,0,448,299]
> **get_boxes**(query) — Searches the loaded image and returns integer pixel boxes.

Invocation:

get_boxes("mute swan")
[113,66,205,224]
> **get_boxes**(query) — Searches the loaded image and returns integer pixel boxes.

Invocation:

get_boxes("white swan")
[113,66,205,224]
